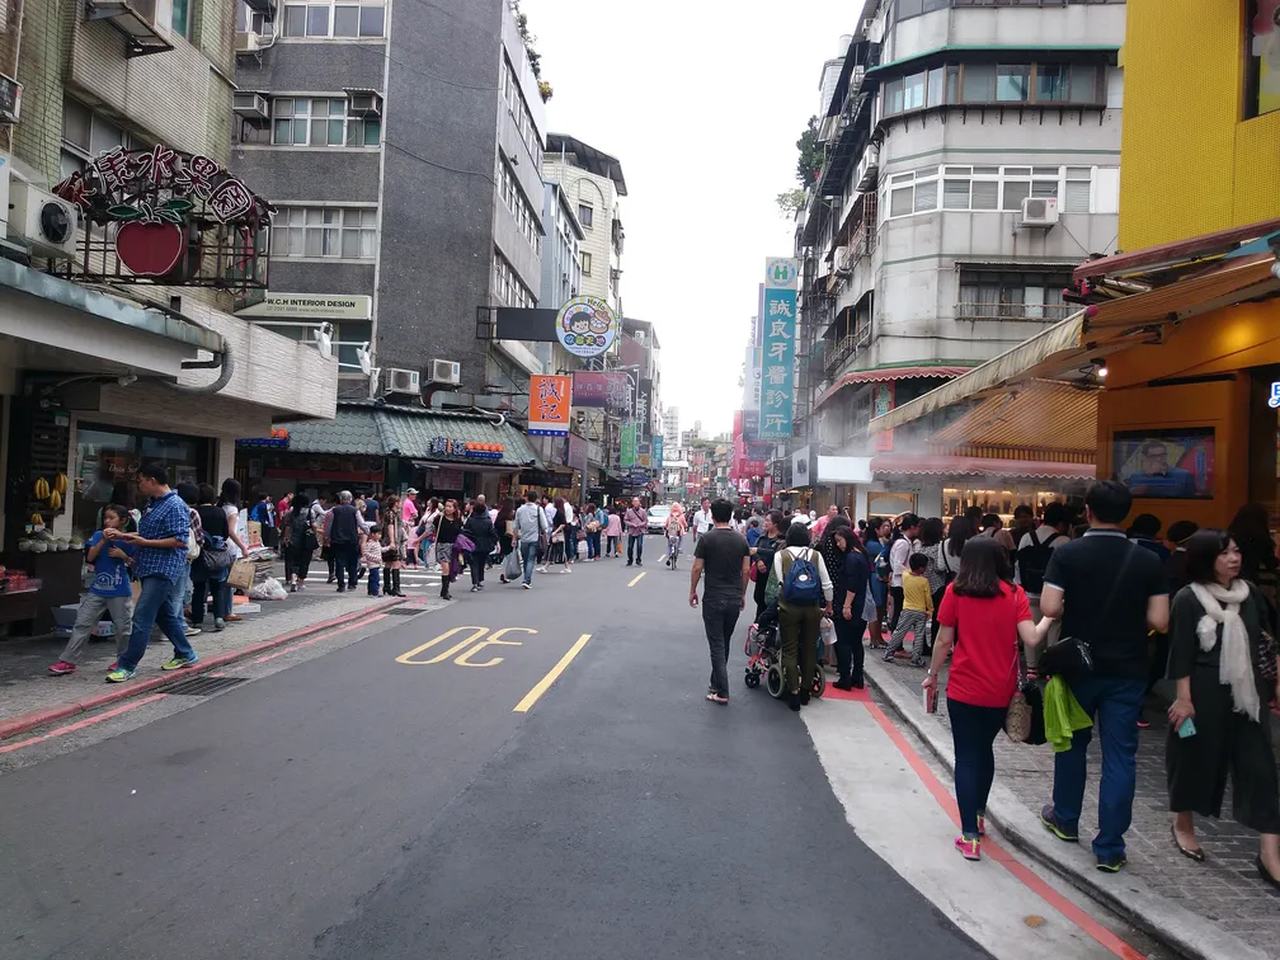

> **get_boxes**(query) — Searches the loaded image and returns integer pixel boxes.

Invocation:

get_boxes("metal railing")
[954,302,1075,323]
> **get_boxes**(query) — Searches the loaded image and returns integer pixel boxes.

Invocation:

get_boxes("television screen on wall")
[1113,428,1214,499]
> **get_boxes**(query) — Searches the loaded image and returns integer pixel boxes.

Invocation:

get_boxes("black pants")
[753,576,769,621]
[833,613,866,683]
[332,542,359,588]
[1145,632,1171,696]
[190,575,229,624]
[470,555,486,587]
[889,585,905,630]
[702,599,741,697]
[627,533,644,564]
[948,697,1007,837]
[1166,666,1280,834]
[290,547,312,583]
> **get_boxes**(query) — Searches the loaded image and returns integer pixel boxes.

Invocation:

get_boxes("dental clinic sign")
[758,257,798,440]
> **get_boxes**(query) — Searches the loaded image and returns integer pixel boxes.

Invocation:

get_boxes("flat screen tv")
[1112,427,1214,500]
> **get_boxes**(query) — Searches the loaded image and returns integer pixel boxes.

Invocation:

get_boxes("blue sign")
[1269,381,1280,410]
[652,435,663,473]
[758,285,796,440]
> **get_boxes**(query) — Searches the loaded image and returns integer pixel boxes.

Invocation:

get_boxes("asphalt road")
[0,538,993,960]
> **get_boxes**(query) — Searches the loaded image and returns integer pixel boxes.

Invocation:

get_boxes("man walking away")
[1038,480,1169,873]
[105,463,198,682]
[324,491,362,592]
[624,497,647,567]
[689,498,750,704]
[1015,501,1070,623]
[514,491,547,589]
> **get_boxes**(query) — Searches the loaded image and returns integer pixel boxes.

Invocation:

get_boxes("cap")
[406,487,418,495]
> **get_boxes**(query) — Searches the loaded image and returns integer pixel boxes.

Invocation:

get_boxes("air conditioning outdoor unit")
[1019,196,1060,228]
[834,246,853,275]
[234,31,262,54]
[232,91,269,119]
[8,180,78,260]
[345,90,384,118]
[385,367,421,395]
[428,358,461,386]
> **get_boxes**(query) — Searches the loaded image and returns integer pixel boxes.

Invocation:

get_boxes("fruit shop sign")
[52,144,273,278]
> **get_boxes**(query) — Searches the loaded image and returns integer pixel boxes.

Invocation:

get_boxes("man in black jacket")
[324,490,362,592]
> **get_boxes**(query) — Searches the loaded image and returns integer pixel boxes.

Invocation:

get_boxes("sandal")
[1171,824,1205,862]
[705,692,729,705]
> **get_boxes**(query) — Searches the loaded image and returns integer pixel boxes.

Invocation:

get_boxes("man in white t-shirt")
[691,498,713,543]
[888,513,921,631]
[1015,501,1071,613]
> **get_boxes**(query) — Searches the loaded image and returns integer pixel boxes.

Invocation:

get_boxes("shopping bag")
[227,558,255,592]
[504,550,522,580]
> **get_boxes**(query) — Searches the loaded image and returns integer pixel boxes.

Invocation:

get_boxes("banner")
[872,381,895,452]
[636,378,653,440]
[620,420,637,468]
[556,295,619,358]
[758,257,798,440]
[565,433,589,477]
[572,371,631,414]
[529,374,571,437]
[652,435,663,473]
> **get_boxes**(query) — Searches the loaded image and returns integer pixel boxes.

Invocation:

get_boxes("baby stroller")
[743,602,825,700]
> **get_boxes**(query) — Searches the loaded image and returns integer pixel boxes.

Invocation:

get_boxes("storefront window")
[942,486,1068,522]
[74,424,208,537]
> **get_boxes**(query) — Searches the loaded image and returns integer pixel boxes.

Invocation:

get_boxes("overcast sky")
[522,0,856,438]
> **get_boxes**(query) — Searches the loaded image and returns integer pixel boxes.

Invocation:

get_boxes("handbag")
[227,557,255,592]
[455,532,476,554]
[1038,635,1094,681]
[504,549,522,580]
[199,534,233,576]
[1006,677,1047,744]
[185,527,201,562]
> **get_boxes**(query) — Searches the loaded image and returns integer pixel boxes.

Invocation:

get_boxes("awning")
[282,402,542,469]
[817,364,974,409]
[868,310,1087,433]
[870,453,1095,482]
[930,379,1098,458]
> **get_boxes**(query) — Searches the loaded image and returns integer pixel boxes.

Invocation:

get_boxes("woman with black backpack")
[768,524,834,712]
[285,495,319,592]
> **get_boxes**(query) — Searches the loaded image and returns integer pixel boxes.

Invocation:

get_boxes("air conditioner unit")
[345,90,383,118]
[861,17,876,35]
[232,90,269,119]
[1019,196,1059,228]
[234,31,262,54]
[0,71,22,124]
[428,358,461,386]
[834,246,853,275]
[9,180,78,260]
[385,367,421,394]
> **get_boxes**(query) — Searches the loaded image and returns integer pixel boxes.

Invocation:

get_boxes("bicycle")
[666,532,682,570]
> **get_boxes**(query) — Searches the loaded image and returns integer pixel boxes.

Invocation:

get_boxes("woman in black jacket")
[826,525,871,689]
[462,498,496,593]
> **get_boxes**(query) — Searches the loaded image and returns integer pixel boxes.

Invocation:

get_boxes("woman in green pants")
[769,523,833,712]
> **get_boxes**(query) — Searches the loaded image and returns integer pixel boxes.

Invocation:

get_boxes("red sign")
[529,374,572,436]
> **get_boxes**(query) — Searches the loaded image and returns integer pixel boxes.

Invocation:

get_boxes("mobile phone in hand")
[923,684,938,714]
[1177,717,1197,738]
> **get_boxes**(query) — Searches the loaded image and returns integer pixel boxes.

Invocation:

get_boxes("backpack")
[781,548,823,606]
[1016,529,1063,594]
[292,512,318,552]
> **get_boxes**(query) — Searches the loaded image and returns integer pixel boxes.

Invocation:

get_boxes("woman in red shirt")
[922,536,1040,861]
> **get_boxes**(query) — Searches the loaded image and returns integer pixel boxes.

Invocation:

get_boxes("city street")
[0,538,1155,960]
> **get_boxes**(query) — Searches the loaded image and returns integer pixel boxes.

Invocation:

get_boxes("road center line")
[626,571,646,588]
[513,633,592,713]
[0,693,170,755]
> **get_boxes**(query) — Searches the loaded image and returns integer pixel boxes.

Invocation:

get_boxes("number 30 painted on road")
[394,626,538,668]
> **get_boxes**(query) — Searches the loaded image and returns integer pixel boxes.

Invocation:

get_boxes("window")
[270,97,379,147]
[492,250,534,307]
[578,203,594,228]
[902,72,926,111]
[1036,64,1069,102]
[171,0,192,38]
[581,251,592,276]
[958,269,1071,321]
[1063,166,1092,213]
[883,168,940,217]
[496,156,542,254]
[878,60,1107,119]
[501,57,544,168]
[270,206,377,259]
[962,64,996,102]
[884,164,1112,219]
[60,98,145,179]
[280,1,386,38]
[996,65,1029,102]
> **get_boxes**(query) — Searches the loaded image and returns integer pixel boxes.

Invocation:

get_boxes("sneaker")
[48,660,76,676]
[1096,855,1127,873]
[954,835,982,861]
[625,562,632,567]
[161,654,199,671]
[1039,804,1079,842]
[522,583,531,590]
[105,667,136,683]
[187,625,202,637]
[882,653,895,662]
[470,585,479,592]
[337,585,346,593]
[289,582,297,593]
[214,618,226,632]
[910,657,928,668]
[536,566,548,573]
[787,692,802,712]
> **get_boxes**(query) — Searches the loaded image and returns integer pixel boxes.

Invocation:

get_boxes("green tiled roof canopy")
[282,402,542,469]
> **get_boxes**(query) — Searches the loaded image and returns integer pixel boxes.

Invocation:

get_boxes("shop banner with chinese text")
[620,420,637,468]
[529,374,571,436]
[758,257,798,440]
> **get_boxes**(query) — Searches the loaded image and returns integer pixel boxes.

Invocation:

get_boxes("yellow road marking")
[395,625,488,664]
[627,571,646,588]
[454,627,537,667]
[513,633,592,713]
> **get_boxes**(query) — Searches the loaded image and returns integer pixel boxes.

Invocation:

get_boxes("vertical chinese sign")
[758,257,798,440]
[529,375,571,437]
[620,420,637,468]
[872,381,895,452]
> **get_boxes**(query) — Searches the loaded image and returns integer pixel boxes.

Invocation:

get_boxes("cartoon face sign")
[568,311,592,335]
[556,296,616,357]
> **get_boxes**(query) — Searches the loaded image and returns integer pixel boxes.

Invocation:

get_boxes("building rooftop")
[547,133,628,196]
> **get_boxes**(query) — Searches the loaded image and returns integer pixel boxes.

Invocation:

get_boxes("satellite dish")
[356,341,372,376]
[315,322,333,360]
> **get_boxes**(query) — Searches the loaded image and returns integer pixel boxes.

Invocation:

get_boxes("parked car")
[647,504,671,534]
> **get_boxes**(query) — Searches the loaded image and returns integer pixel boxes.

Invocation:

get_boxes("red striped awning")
[870,453,1096,481]
[817,365,973,409]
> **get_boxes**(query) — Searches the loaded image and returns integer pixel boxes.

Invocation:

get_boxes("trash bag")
[819,616,837,646]
[248,576,288,601]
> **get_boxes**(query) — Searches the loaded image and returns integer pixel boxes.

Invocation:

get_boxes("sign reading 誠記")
[758,257,798,441]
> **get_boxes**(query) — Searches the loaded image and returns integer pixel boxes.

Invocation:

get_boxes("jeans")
[586,530,600,559]
[948,697,1008,837]
[1051,674,1147,860]
[566,526,578,561]
[627,533,644,564]
[833,613,866,683]
[332,541,359,588]
[367,567,381,596]
[190,574,230,624]
[702,598,741,697]
[520,541,538,585]
[119,575,195,672]
[607,535,619,556]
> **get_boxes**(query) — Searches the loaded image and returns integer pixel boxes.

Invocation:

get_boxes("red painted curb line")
[0,598,407,742]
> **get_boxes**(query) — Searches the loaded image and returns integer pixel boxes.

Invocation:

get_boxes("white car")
[647,505,671,534]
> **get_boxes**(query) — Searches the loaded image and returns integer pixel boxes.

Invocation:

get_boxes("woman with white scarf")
[1166,530,1280,888]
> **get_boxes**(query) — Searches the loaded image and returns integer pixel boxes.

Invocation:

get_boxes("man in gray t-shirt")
[689,498,750,704]
[513,491,547,589]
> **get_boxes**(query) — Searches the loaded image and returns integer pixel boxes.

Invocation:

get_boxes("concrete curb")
[0,599,408,742]
[863,656,1271,960]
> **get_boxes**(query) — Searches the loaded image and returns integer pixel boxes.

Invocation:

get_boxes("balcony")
[824,322,872,378]
[954,302,1075,323]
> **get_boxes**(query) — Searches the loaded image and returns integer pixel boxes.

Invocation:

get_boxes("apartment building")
[0,0,333,627]
[543,133,626,319]
[795,0,1124,519]
[232,0,546,400]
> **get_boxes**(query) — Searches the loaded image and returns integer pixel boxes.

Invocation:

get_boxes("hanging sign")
[758,257,798,440]
[555,295,619,358]
[528,374,572,437]
[620,420,637,468]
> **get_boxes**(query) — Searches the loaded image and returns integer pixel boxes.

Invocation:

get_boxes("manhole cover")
[163,675,250,696]
[384,606,427,616]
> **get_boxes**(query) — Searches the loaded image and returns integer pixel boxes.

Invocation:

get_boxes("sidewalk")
[0,581,422,740]
[864,652,1280,960]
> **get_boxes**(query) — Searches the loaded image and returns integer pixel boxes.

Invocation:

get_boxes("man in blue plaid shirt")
[106,462,199,682]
